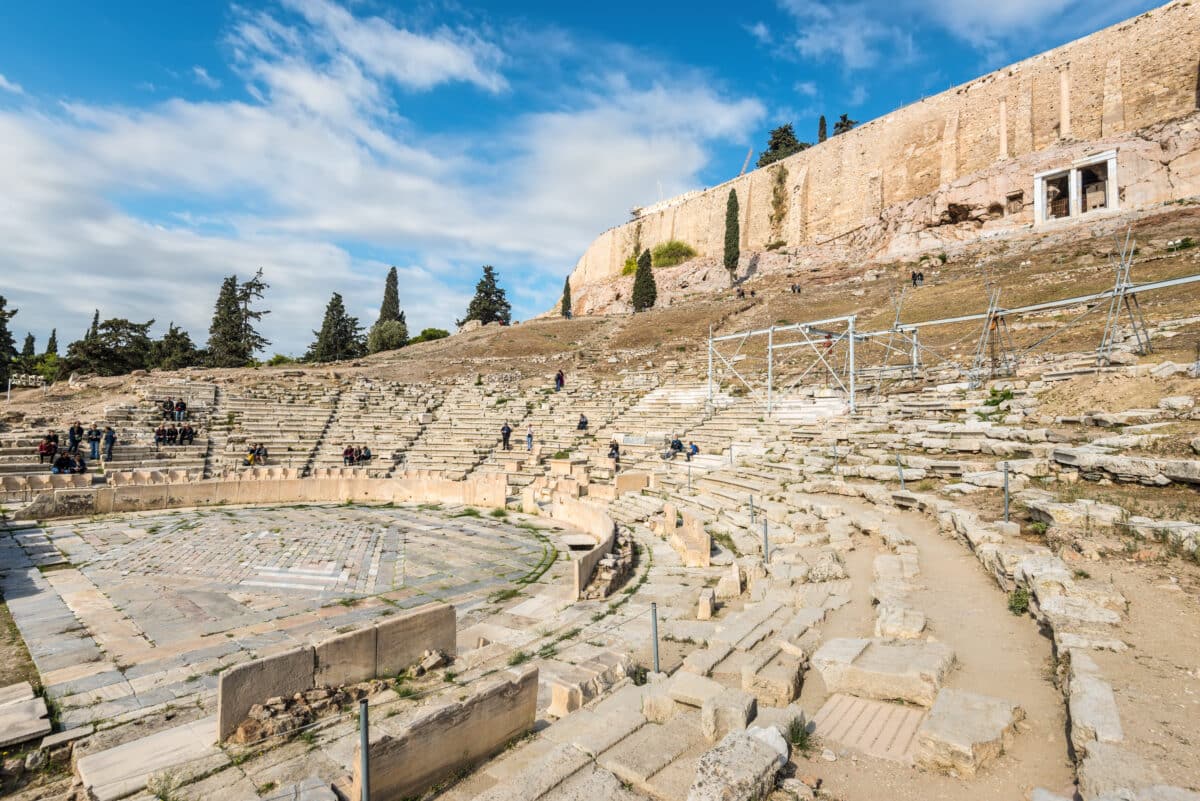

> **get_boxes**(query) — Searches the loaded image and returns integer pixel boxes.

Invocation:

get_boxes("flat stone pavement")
[0,505,555,729]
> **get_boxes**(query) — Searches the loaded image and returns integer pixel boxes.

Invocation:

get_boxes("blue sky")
[0,0,1162,356]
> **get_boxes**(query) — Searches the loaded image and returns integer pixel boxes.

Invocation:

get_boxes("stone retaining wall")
[217,602,455,741]
[549,495,618,599]
[13,474,508,520]
[350,666,538,801]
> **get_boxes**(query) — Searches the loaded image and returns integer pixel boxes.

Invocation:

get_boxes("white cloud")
[0,73,23,94]
[848,84,868,106]
[746,21,772,45]
[0,2,763,354]
[192,66,221,89]
[793,80,818,97]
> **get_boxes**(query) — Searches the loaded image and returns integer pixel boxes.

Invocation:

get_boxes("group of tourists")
[663,436,699,462]
[36,423,116,471]
[910,270,926,287]
[160,398,189,421]
[342,445,373,465]
[243,443,270,466]
[735,287,758,300]
[154,423,196,446]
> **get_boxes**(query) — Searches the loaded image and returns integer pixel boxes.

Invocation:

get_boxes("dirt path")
[793,499,1075,801]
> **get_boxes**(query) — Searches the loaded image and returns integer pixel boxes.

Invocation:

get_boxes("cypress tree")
[458,266,512,326]
[0,297,17,386]
[724,189,740,283]
[561,276,572,318]
[631,249,657,312]
[20,333,34,359]
[46,328,58,356]
[367,266,408,353]
[818,115,827,143]
[88,310,100,340]
[307,292,365,363]
[207,276,245,367]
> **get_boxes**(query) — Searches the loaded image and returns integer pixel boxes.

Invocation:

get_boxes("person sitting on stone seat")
[254,443,268,465]
[174,399,187,421]
[51,452,73,474]
[343,445,355,466]
[687,441,699,461]
[166,424,179,445]
[37,437,55,464]
[577,413,588,431]
[353,446,363,465]
[664,436,684,460]
[244,447,256,467]
[360,445,372,462]
[162,398,175,420]
[155,425,167,446]
[180,424,195,445]
[71,453,87,474]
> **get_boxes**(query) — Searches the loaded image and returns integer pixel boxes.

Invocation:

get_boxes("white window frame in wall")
[1033,149,1119,225]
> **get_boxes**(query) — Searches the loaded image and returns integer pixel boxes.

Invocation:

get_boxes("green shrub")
[650,240,697,268]
[765,240,787,251]
[1028,521,1049,536]
[788,717,814,755]
[1008,588,1031,615]
[621,256,638,276]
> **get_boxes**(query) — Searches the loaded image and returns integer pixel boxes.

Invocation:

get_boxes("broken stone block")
[1078,742,1163,800]
[741,652,803,707]
[914,689,1024,777]
[700,689,757,743]
[642,693,677,724]
[716,562,743,600]
[874,604,927,639]
[686,729,786,801]
[698,588,715,621]
[811,638,955,707]
[668,673,725,707]
[548,681,583,718]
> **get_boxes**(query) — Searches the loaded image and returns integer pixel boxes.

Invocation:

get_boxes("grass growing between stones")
[0,598,37,687]
[1008,587,1031,615]
[788,717,815,756]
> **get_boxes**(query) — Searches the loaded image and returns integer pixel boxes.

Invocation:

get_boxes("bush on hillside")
[651,240,697,268]
[409,327,450,344]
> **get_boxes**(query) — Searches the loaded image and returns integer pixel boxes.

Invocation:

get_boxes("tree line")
[0,264,516,383]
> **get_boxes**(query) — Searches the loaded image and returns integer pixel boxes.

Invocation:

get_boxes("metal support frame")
[1098,229,1153,365]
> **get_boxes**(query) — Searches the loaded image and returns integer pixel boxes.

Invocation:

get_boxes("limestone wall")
[13,474,508,520]
[216,602,455,741]
[549,495,618,599]
[350,666,538,801]
[568,1,1200,303]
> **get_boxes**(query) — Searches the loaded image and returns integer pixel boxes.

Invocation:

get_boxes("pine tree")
[307,293,365,363]
[561,276,572,318]
[458,266,512,326]
[724,189,740,283]
[631,249,657,311]
[87,310,100,340]
[207,271,270,367]
[236,268,270,358]
[757,123,809,167]
[833,113,858,136]
[46,329,58,356]
[63,318,155,376]
[207,276,245,367]
[0,296,17,386]
[152,323,201,370]
[818,115,827,143]
[367,266,408,354]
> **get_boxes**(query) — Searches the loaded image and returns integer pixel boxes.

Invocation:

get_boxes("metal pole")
[1003,462,1010,522]
[767,326,774,417]
[650,602,660,674]
[359,698,370,801]
[848,316,857,413]
[762,519,770,565]
[707,326,713,403]
[896,454,905,491]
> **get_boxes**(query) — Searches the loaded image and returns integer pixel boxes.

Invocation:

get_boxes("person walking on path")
[501,421,513,451]
[554,370,565,392]
[526,425,534,452]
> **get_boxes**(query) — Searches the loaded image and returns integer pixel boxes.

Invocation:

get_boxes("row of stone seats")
[0,473,91,494]
[213,466,304,480]
[107,469,201,486]
[309,467,371,479]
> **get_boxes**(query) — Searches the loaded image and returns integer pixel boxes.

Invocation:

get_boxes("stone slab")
[811,638,954,707]
[811,693,925,763]
[314,626,377,687]
[217,645,315,741]
[915,689,1024,777]
[76,716,228,801]
[0,696,51,748]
